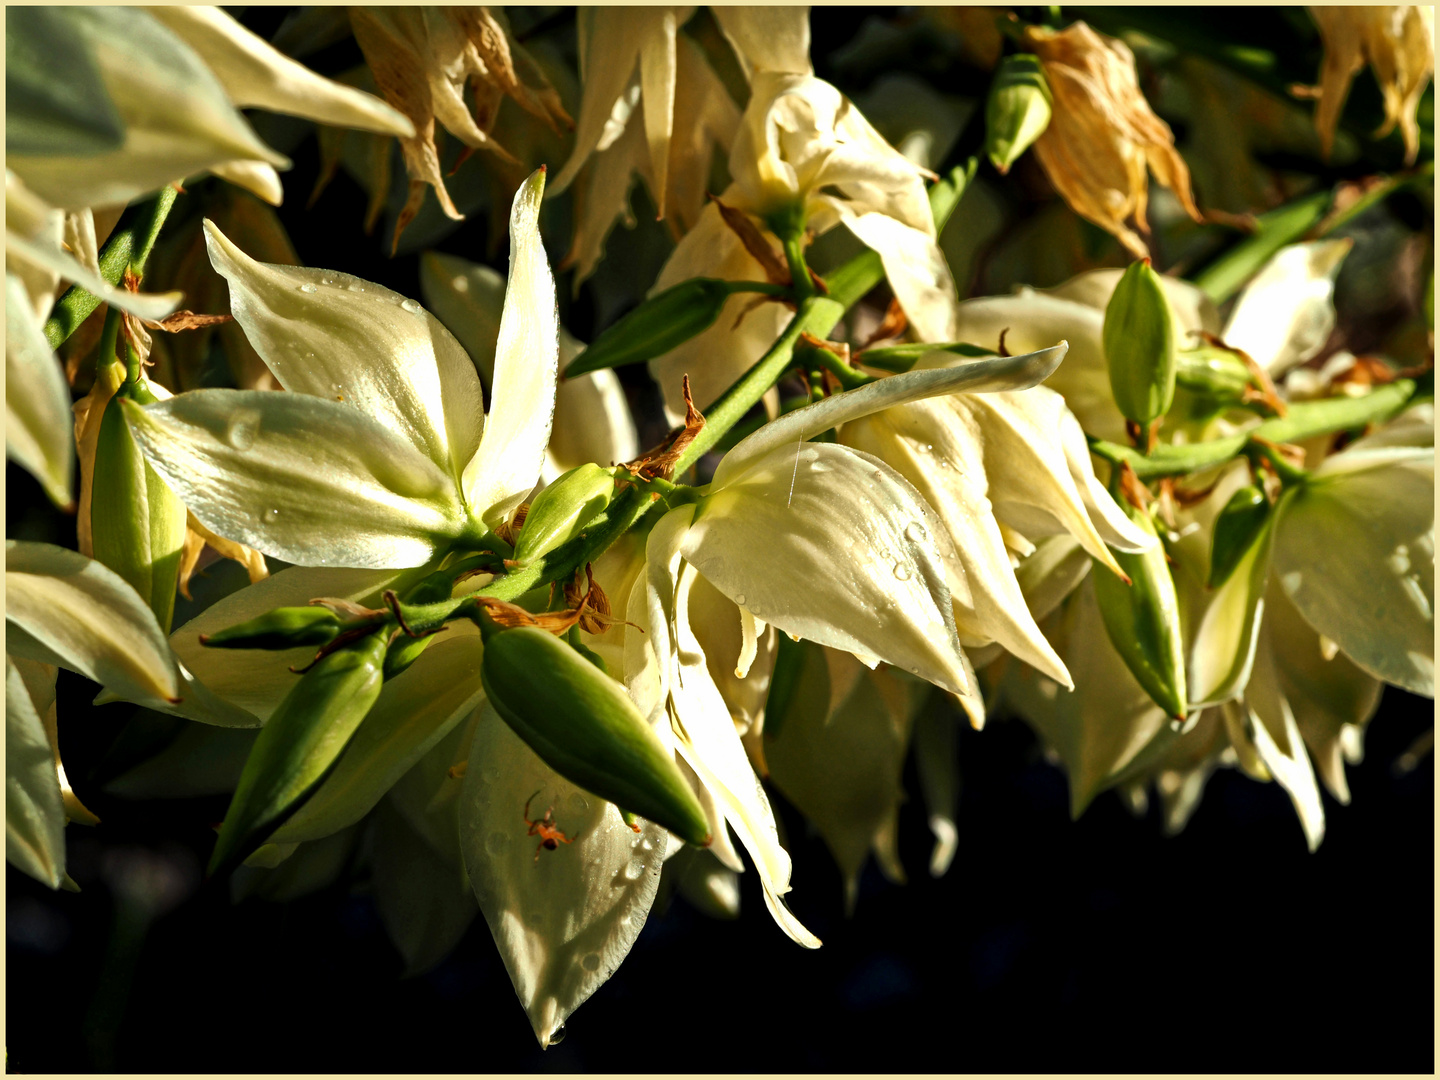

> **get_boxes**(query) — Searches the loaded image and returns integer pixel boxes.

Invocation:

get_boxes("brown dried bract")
[1116,460,1154,512]
[473,565,629,638]
[1023,21,1203,258]
[858,297,908,351]
[621,374,705,481]
[142,311,234,333]
[1196,331,1287,417]
[710,195,792,287]
[494,502,529,547]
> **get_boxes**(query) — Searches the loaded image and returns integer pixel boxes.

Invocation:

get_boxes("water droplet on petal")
[298,283,317,294]
[904,522,928,543]
[734,594,746,606]
[264,508,281,523]
[400,298,423,314]
[581,953,601,972]
[225,409,261,450]
[893,562,912,582]
[548,1025,566,1047]
[321,278,334,286]
[567,793,589,816]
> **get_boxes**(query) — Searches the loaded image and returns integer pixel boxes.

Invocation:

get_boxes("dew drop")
[567,793,589,816]
[548,1025,566,1047]
[892,562,912,582]
[904,521,928,543]
[581,953,601,972]
[298,283,317,294]
[639,837,655,853]
[621,860,644,882]
[400,298,423,314]
[486,831,510,855]
[734,594,746,606]
[264,508,281,523]
[484,767,500,783]
[321,278,335,286]
[225,409,260,450]
[801,448,820,463]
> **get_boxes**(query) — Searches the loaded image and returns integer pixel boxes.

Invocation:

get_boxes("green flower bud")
[1103,259,1178,426]
[1208,484,1271,589]
[209,629,389,876]
[985,54,1053,176]
[200,606,345,650]
[1170,345,1256,422]
[1092,496,1188,719]
[512,463,615,566]
[481,626,711,847]
[564,278,743,378]
[90,381,187,633]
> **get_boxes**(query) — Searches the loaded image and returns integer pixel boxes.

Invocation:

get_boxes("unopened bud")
[564,278,742,378]
[1170,346,1256,422]
[986,54,1053,175]
[209,629,388,876]
[1091,491,1187,719]
[381,572,455,679]
[91,381,187,633]
[512,463,615,565]
[481,626,711,847]
[1103,259,1178,426]
[201,606,345,650]
[1208,484,1271,589]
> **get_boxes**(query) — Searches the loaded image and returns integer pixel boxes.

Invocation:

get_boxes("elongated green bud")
[1170,346,1257,423]
[1092,497,1188,719]
[564,278,744,377]
[1208,484,1271,589]
[1103,259,1178,426]
[856,340,995,374]
[91,381,187,633]
[481,626,711,846]
[209,630,388,876]
[512,463,615,565]
[986,54,1052,175]
[201,606,345,650]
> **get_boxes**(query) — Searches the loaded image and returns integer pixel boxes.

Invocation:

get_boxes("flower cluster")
[6,5,1433,1056]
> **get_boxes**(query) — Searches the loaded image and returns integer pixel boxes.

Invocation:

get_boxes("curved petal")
[712,6,813,77]
[842,210,961,342]
[5,275,74,507]
[5,229,181,323]
[1272,448,1434,695]
[418,251,506,384]
[124,390,465,569]
[459,704,668,1048]
[1056,408,1155,553]
[1244,633,1326,852]
[6,655,67,888]
[685,441,975,699]
[462,169,559,526]
[1222,240,1350,375]
[145,6,414,137]
[208,158,284,206]
[713,344,1067,489]
[205,221,483,488]
[1188,517,1275,708]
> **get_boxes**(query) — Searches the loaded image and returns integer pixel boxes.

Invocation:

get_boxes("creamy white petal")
[170,565,406,724]
[459,704,668,1048]
[1244,634,1327,852]
[1188,519,1274,708]
[1222,240,1351,375]
[5,275,74,508]
[1056,408,1155,553]
[273,637,485,844]
[6,655,67,888]
[669,564,820,946]
[418,252,506,384]
[713,344,1066,489]
[124,390,465,569]
[8,7,287,211]
[1040,267,1223,337]
[842,411,1072,688]
[207,158,284,206]
[462,170,559,525]
[5,230,181,323]
[712,7,813,77]
[145,6,414,137]
[546,366,640,479]
[206,221,483,487]
[638,11,678,214]
[686,441,973,697]
[1272,447,1434,695]
[841,210,961,342]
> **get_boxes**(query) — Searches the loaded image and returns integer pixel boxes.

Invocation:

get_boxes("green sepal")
[855,341,995,374]
[383,572,455,679]
[512,463,616,565]
[201,606,345,650]
[1091,495,1188,719]
[208,629,388,877]
[985,53,1053,175]
[90,381,187,634]
[480,626,711,847]
[1208,484,1272,589]
[1103,259,1178,426]
[564,278,746,378]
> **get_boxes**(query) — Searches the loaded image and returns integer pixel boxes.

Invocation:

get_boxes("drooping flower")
[648,72,964,421]
[1021,20,1203,259]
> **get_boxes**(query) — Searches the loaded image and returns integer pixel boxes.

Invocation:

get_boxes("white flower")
[648,72,963,421]
[125,170,557,569]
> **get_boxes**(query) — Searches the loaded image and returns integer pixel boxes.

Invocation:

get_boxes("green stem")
[1088,379,1417,479]
[43,185,180,350]
[1191,191,1331,304]
[673,295,846,475]
[799,342,876,389]
[726,281,792,297]
[782,232,817,302]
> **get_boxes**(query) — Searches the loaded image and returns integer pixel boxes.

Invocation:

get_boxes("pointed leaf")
[6,655,67,888]
[5,274,74,507]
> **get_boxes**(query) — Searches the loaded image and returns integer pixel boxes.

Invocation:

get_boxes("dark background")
[8,7,1435,1073]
